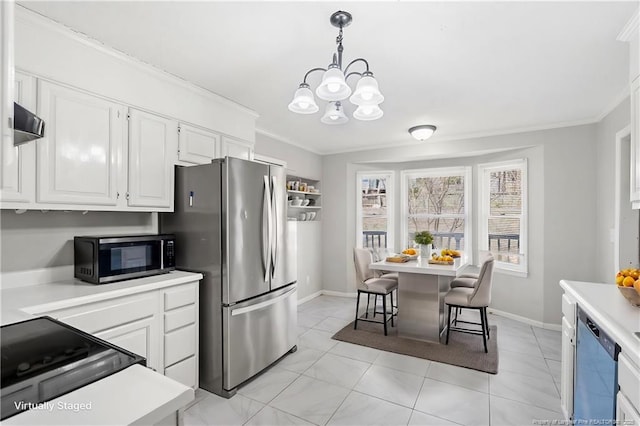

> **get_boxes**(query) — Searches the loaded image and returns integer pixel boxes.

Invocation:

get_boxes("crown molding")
[595,86,631,122]
[617,8,639,42]
[255,127,323,155]
[15,5,259,119]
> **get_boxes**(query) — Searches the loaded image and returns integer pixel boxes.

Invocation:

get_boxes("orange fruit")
[616,275,625,285]
[622,276,636,287]
[634,279,640,293]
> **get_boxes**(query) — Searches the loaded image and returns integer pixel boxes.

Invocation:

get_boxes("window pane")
[489,169,521,215]
[488,217,520,254]
[407,217,465,250]
[362,217,388,248]
[407,176,465,215]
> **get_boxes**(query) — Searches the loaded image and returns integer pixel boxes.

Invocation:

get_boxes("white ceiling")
[18,1,638,155]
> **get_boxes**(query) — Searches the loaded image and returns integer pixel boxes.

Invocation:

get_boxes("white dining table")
[369,256,469,343]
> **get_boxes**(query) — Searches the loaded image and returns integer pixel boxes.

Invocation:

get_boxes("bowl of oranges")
[615,268,640,307]
[401,248,419,260]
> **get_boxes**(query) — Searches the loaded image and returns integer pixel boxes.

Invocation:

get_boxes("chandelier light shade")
[288,11,384,124]
[321,101,349,125]
[353,104,384,121]
[288,84,319,114]
[409,125,437,141]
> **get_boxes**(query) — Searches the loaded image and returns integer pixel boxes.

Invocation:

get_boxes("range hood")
[13,102,44,146]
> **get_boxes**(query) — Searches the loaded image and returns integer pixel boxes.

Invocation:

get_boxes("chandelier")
[288,11,384,125]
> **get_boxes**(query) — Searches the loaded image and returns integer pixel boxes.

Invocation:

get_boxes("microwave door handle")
[160,239,164,269]
[262,175,272,283]
[271,175,278,279]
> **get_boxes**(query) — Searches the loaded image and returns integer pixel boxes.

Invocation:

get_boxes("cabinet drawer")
[561,294,575,325]
[164,304,196,333]
[619,353,640,413]
[165,355,197,389]
[165,323,196,367]
[164,285,196,311]
[52,295,156,334]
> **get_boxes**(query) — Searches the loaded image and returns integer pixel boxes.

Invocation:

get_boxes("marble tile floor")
[184,295,563,426]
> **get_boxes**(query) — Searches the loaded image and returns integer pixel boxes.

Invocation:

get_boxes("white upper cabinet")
[631,77,640,207]
[178,123,219,165]
[220,136,254,160]
[36,80,124,206]
[127,109,177,209]
[1,71,35,203]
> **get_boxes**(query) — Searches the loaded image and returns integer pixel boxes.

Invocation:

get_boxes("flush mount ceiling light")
[409,125,437,141]
[288,11,384,124]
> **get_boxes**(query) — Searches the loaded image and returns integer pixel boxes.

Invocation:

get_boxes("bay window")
[356,171,394,251]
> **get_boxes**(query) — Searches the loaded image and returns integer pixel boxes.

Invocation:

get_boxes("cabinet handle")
[126,192,130,200]
[117,192,120,199]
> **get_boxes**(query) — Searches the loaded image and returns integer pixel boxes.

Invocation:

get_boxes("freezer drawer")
[223,284,297,391]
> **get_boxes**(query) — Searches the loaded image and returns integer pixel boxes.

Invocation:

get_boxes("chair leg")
[389,292,394,327]
[382,293,388,336]
[454,305,459,326]
[365,294,371,318]
[480,307,488,353]
[484,307,490,339]
[373,295,378,318]
[445,304,452,344]
[354,292,361,330]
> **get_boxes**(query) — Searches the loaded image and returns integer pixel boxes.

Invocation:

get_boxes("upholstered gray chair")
[353,248,398,335]
[444,256,494,352]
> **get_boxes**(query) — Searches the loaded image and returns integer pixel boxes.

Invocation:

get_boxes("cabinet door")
[617,392,640,425]
[220,136,253,160]
[560,317,574,420]
[631,77,640,206]
[37,81,124,206]
[128,109,177,208]
[95,316,161,373]
[1,72,35,203]
[178,124,219,165]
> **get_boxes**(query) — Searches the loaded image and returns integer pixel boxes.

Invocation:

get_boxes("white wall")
[0,210,156,272]
[254,132,323,301]
[322,124,599,326]
[594,98,633,281]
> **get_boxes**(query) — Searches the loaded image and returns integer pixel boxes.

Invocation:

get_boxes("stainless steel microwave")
[74,234,175,284]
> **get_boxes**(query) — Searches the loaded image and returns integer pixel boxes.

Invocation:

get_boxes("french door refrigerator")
[160,157,297,398]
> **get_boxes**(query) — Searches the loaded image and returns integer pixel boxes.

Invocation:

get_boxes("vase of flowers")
[414,231,434,259]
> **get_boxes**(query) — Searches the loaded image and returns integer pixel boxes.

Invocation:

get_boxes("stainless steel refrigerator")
[160,157,297,398]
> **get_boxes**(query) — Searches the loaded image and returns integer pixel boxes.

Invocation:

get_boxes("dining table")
[369,255,469,343]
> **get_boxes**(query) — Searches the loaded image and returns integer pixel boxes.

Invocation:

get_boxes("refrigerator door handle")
[230,286,296,316]
[270,175,278,279]
[263,175,272,283]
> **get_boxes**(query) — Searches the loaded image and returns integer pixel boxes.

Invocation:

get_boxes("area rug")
[332,321,499,374]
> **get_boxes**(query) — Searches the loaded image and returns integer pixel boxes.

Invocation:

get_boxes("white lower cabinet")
[127,109,177,209]
[38,279,199,388]
[560,293,576,420]
[618,353,640,424]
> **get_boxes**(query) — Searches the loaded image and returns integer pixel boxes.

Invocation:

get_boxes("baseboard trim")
[297,291,322,305]
[488,308,562,331]
[321,290,357,298]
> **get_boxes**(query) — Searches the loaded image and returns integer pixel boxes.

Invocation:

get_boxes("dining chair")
[444,256,494,352]
[353,248,398,335]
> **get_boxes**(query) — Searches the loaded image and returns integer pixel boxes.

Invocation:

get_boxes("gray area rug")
[332,320,499,374]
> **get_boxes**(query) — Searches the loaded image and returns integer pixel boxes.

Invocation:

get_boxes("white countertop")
[0,269,203,424]
[560,280,640,367]
[1,270,203,325]
[3,365,194,425]
[370,257,468,277]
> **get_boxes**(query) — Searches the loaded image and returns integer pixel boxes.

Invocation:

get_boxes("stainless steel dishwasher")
[573,306,620,422]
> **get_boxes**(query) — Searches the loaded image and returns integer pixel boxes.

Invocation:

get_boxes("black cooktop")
[1,316,145,420]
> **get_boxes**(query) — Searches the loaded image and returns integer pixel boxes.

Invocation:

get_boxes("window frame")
[477,159,528,276]
[356,171,395,250]
[400,166,472,258]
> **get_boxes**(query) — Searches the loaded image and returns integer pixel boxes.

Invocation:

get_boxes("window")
[356,172,394,251]
[401,167,471,252]
[478,160,527,274]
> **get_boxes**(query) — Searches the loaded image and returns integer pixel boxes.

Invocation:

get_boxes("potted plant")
[414,231,434,258]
